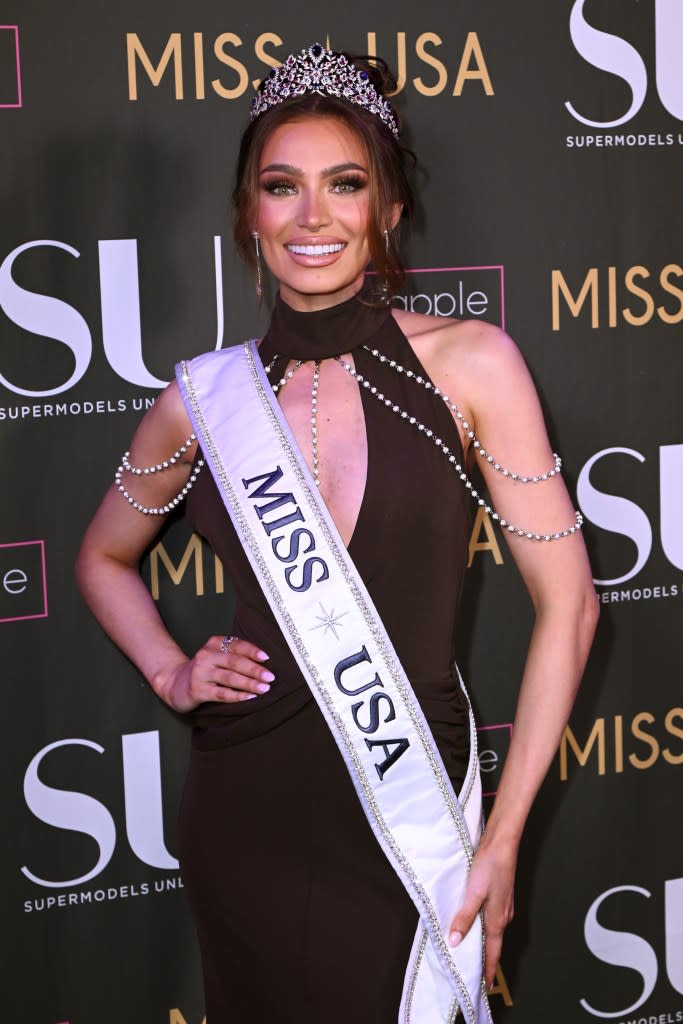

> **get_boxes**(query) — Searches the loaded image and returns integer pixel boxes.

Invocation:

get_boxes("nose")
[296,186,331,231]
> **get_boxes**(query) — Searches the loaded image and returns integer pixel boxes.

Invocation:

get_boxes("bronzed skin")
[76,116,598,989]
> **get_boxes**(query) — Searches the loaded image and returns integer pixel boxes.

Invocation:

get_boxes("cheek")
[343,198,371,241]
[255,198,285,239]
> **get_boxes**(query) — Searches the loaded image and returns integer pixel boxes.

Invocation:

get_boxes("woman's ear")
[390,202,403,230]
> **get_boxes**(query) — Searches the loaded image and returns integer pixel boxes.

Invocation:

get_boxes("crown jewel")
[250,43,399,138]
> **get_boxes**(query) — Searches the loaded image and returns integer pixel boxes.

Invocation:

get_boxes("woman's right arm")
[75,381,274,712]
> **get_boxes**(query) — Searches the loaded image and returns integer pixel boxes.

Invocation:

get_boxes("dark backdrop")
[2,2,682,1022]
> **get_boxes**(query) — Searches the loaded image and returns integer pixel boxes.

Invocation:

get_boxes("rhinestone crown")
[250,43,400,138]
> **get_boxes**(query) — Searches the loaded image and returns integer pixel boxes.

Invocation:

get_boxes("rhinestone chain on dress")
[264,353,583,542]
[114,434,205,515]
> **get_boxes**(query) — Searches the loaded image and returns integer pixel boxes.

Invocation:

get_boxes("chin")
[279,268,367,299]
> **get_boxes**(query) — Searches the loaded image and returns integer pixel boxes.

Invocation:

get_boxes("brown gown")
[177,289,472,1022]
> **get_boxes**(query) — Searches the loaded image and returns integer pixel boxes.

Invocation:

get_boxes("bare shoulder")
[391,308,529,403]
[128,379,197,466]
[393,306,516,357]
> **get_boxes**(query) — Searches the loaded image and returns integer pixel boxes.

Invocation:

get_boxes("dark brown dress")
[178,289,472,1022]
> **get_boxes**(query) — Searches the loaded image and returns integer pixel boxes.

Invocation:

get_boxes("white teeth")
[287,243,345,255]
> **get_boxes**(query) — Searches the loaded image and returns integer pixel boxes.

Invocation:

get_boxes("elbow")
[564,579,600,647]
[580,581,600,647]
[73,539,94,597]
[535,577,600,647]
[73,535,111,599]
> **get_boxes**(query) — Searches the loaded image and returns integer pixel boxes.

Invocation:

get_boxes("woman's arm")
[426,321,599,987]
[75,381,274,712]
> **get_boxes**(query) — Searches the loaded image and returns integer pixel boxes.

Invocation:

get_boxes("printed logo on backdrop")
[21,730,183,914]
[0,25,22,108]
[0,247,505,423]
[125,30,494,102]
[0,540,47,623]
[574,443,683,605]
[0,236,226,421]
[559,705,683,781]
[565,0,683,150]
[477,723,512,797]
[579,876,683,1020]
[549,267,682,603]
[393,265,505,328]
[551,263,683,332]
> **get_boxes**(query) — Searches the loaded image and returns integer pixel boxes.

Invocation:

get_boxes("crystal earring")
[380,228,391,302]
[253,231,263,299]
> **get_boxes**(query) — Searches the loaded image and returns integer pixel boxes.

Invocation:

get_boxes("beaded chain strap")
[114,435,204,516]
[264,350,584,543]
[114,349,584,541]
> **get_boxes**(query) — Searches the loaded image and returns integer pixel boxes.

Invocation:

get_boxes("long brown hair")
[232,54,415,299]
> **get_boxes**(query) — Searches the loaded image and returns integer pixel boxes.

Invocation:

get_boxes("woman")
[76,44,598,1023]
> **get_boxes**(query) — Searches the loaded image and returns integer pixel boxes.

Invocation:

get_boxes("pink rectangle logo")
[0,26,22,108]
[477,722,512,797]
[0,541,48,622]
[394,265,505,329]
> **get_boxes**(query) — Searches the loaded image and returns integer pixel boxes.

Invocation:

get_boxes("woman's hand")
[160,636,275,713]
[448,835,518,990]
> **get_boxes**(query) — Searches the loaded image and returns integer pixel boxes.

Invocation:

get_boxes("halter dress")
[177,287,473,1022]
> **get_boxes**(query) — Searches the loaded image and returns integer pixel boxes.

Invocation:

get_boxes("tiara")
[250,43,400,138]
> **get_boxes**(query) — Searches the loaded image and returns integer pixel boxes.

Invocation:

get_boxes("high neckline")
[262,282,392,361]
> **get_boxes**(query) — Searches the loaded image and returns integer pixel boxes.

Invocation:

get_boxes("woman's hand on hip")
[160,636,274,713]
[448,835,518,990]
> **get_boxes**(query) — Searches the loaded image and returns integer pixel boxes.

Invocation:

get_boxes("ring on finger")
[220,634,236,655]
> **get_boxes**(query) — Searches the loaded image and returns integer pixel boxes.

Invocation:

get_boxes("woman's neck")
[261,276,391,361]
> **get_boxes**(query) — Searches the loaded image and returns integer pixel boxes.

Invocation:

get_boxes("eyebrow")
[259,161,368,177]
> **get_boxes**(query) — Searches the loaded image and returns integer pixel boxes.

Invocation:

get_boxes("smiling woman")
[255,120,374,304]
[75,42,597,1024]
[233,51,414,303]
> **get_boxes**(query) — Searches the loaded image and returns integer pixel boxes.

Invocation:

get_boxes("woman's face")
[255,116,372,311]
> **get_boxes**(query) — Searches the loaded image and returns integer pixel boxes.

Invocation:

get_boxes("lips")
[286,242,346,255]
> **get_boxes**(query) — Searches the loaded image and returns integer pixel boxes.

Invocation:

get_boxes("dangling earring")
[380,228,391,302]
[253,231,263,300]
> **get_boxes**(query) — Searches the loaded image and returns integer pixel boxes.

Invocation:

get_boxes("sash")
[177,343,494,1024]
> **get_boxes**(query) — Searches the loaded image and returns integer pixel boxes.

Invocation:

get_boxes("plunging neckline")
[258,350,372,553]
[259,286,392,552]
[257,294,462,561]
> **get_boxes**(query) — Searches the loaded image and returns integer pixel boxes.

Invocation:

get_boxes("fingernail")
[449,931,463,948]
[261,670,275,683]
[256,682,271,694]
[256,650,270,662]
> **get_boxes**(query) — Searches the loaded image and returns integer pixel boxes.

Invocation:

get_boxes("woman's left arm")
[438,322,600,987]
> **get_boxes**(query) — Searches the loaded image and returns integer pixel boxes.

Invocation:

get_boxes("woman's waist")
[189,663,470,755]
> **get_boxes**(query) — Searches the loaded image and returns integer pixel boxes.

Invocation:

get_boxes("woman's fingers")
[483,919,505,990]
[194,635,275,698]
[212,663,273,692]
[211,635,270,663]
[218,653,275,685]
[448,885,485,949]
[449,892,509,991]
[448,842,516,990]
[207,682,264,703]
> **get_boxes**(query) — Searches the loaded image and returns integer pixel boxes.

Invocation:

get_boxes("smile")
[286,243,346,255]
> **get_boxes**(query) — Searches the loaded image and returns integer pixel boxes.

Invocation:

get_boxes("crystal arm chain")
[334,356,583,542]
[114,433,205,515]
[363,346,561,484]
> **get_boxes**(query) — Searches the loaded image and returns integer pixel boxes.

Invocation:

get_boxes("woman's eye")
[262,180,296,196]
[331,176,367,193]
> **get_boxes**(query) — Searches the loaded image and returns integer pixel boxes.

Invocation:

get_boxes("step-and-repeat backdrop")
[3,2,682,1022]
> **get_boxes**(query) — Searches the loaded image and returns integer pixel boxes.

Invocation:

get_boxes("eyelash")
[262,175,367,197]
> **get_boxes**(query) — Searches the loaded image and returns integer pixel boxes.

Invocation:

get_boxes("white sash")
[177,343,493,1024]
